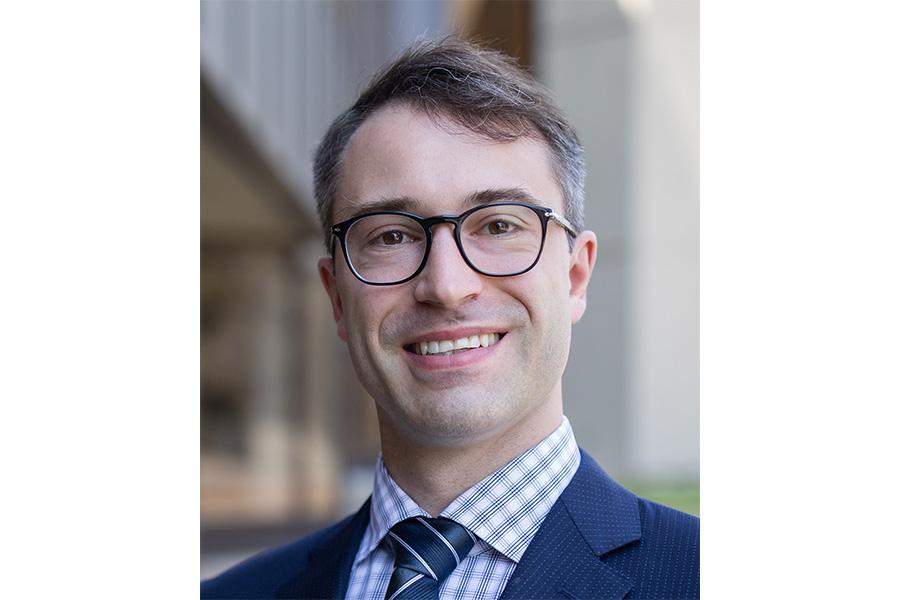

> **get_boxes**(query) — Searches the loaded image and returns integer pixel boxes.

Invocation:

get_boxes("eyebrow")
[338,187,542,221]
[338,196,424,221]
[464,187,540,208]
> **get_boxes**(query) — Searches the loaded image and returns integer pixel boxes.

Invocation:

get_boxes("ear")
[318,256,349,342]
[568,230,598,324]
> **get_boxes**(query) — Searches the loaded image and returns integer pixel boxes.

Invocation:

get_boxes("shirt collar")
[357,416,581,564]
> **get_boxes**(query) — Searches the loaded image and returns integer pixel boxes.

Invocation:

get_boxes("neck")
[378,391,563,516]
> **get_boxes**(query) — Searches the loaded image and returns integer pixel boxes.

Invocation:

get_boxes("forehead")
[333,104,563,221]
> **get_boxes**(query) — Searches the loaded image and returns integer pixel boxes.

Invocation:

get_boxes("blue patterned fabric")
[201,449,700,599]
[384,517,475,599]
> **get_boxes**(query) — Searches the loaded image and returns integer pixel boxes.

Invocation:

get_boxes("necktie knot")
[384,516,475,599]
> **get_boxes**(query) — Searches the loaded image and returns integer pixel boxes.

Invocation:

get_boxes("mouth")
[403,332,507,356]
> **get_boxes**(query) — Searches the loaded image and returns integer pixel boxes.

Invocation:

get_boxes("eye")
[486,220,515,235]
[366,227,421,248]
[379,230,406,245]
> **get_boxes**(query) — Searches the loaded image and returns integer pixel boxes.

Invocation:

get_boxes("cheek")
[527,257,574,347]
[341,297,388,390]
[340,286,401,351]
[535,251,573,309]
[344,298,377,345]
[506,268,570,345]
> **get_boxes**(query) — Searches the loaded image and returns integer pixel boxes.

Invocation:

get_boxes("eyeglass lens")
[344,204,544,284]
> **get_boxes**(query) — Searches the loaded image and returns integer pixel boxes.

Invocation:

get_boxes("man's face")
[319,104,596,448]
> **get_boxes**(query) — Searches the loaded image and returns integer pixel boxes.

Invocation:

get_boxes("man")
[202,37,699,599]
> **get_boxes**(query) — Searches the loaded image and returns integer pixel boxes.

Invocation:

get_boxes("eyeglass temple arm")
[328,229,340,274]
[545,210,578,237]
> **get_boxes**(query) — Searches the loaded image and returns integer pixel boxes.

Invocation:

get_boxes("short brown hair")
[313,36,585,251]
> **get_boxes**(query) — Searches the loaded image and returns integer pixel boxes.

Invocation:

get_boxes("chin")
[393,394,517,446]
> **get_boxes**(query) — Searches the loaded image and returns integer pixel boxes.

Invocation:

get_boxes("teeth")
[412,333,503,355]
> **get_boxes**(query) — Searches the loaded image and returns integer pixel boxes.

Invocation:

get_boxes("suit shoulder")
[636,497,699,547]
[612,498,699,598]
[200,514,357,599]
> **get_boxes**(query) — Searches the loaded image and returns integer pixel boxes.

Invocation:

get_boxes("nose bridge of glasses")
[421,214,462,233]
[423,215,463,257]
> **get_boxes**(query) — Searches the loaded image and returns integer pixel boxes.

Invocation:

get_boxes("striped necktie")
[384,516,476,600]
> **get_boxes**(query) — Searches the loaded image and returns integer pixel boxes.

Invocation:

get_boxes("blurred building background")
[200,0,697,579]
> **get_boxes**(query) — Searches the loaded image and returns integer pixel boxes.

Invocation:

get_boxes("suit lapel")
[275,498,371,599]
[499,450,641,600]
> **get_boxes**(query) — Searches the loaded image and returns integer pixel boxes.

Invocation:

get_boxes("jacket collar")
[498,449,641,599]
[275,498,371,599]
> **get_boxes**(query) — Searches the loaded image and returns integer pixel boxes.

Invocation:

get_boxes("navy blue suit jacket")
[202,450,699,599]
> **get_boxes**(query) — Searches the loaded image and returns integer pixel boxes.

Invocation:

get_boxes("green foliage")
[622,480,700,517]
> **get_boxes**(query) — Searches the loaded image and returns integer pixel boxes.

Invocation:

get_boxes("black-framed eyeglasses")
[330,201,578,286]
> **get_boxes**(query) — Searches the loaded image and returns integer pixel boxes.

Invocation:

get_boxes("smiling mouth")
[403,332,507,356]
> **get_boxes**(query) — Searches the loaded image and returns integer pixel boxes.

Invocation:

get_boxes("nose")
[413,224,483,308]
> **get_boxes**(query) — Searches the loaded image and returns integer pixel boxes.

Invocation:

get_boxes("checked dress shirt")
[345,416,581,600]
